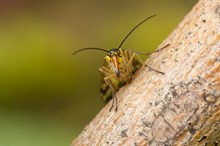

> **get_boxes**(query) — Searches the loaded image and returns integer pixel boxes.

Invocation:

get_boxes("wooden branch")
[72,0,220,145]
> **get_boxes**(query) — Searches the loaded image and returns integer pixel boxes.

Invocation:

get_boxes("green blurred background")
[0,0,197,145]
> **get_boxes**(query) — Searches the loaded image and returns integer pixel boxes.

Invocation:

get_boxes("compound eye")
[107,52,111,56]
[105,56,111,62]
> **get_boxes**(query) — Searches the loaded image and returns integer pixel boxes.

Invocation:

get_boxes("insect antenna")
[117,14,156,49]
[72,48,108,55]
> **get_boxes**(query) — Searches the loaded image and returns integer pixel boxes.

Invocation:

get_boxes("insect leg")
[145,64,164,75]
[127,52,164,74]
[127,52,141,66]
[103,74,118,111]
[99,67,118,111]
[99,66,112,75]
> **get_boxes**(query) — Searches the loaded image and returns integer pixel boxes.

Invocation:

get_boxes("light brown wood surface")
[72,0,220,145]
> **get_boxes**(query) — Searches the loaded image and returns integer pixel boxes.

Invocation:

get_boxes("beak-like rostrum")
[111,56,120,76]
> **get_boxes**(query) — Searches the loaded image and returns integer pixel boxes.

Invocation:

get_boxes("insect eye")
[105,56,111,62]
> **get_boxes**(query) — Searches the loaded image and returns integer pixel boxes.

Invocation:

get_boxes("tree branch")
[72,0,220,145]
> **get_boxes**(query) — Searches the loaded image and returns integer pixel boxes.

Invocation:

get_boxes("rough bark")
[72,0,220,145]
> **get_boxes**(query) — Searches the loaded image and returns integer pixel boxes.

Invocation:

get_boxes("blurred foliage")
[0,0,197,145]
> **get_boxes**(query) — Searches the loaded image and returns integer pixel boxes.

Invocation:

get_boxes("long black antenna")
[72,48,108,55]
[117,14,156,49]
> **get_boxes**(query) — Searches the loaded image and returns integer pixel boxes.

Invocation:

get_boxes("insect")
[73,15,169,111]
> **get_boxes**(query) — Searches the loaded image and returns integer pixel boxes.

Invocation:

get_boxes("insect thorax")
[103,48,141,84]
[100,48,142,102]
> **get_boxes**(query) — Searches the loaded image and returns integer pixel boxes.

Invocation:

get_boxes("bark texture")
[72,0,220,145]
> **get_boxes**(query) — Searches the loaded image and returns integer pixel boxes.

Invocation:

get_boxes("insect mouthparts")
[115,70,120,76]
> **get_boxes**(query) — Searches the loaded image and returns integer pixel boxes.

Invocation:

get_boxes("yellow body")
[99,48,142,103]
